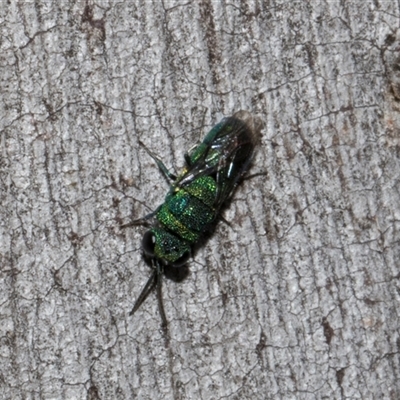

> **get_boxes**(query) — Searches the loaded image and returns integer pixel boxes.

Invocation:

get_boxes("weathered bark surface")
[1,1,399,399]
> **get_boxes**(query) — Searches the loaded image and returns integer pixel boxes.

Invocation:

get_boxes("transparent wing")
[176,110,262,209]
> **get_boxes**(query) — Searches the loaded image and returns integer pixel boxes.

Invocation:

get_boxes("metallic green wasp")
[125,110,262,327]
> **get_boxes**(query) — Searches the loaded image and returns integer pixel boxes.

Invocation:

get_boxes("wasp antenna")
[155,261,168,328]
[130,270,157,316]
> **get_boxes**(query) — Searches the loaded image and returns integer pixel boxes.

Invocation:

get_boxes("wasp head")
[142,227,191,267]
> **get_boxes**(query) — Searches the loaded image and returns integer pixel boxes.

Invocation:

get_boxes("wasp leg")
[183,142,201,167]
[242,171,268,181]
[155,261,168,328]
[121,206,162,228]
[184,152,192,167]
[130,270,157,316]
[219,214,233,229]
[139,140,177,181]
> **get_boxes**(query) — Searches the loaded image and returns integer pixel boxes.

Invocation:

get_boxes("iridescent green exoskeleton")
[125,110,262,327]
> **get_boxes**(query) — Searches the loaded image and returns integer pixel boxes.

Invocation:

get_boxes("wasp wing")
[176,110,262,209]
[213,111,262,209]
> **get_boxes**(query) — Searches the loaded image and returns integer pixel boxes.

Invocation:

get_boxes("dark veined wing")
[176,110,262,209]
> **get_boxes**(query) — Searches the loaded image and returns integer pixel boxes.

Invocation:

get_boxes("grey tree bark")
[1,1,399,399]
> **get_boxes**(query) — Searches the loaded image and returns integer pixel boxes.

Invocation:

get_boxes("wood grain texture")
[1,1,399,399]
